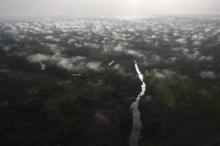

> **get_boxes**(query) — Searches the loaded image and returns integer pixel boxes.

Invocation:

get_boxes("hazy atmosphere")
[1,0,220,146]
[0,0,220,17]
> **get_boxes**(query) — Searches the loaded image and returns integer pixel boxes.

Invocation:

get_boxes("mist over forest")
[0,0,220,146]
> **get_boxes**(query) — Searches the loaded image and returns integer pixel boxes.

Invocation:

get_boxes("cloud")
[27,53,104,72]
[2,46,11,52]
[67,38,76,45]
[191,34,206,41]
[58,59,74,71]
[127,50,143,57]
[175,38,187,44]
[200,71,216,79]
[86,62,102,71]
[45,35,56,40]
[27,54,49,62]
[193,41,201,46]
[199,56,213,61]
[113,44,124,52]
[111,63,131,75]
[145,69,176,79]
[112,44,143,57]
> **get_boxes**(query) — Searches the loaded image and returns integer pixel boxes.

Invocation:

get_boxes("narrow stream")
[129,60,146,146]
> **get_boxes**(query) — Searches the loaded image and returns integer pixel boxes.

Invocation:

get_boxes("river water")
[129,60,146,146]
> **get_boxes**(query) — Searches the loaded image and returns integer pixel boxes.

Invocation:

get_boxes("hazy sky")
[0,0,219,17]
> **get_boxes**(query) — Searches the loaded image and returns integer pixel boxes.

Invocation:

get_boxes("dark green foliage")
[140,74,220,146]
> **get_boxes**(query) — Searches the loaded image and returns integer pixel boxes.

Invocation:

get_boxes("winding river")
[129,60,146,146]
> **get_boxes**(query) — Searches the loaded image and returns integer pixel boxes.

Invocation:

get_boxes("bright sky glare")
[0,0,219,17]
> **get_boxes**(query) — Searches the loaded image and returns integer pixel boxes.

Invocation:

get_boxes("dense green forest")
[0,17,220,146]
